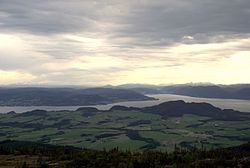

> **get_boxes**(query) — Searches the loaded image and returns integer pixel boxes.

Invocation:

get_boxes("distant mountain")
[161,85,231,98]
[235,88,250,99]
[161,85,250,100]
[117,84,163,94]
[123,87,162,94]
[117,84,161,89]
[223,84,250,90]
[119,83,250,100]
[0,87,154,106]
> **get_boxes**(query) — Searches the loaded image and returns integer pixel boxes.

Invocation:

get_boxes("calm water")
[0,94,250,113]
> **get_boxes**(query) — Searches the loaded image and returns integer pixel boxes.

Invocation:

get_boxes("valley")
[0,101,249,151]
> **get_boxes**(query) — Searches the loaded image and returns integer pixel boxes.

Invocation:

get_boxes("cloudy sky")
[0,0,250,86]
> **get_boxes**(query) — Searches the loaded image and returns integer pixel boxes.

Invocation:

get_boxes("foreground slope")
[0,101,249,151]
[0,140,250,168]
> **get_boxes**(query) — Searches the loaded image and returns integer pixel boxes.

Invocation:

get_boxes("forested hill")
[0,140,250,167]
[142,100,250,120]
[0,87,154,106]
[109,100,250,120]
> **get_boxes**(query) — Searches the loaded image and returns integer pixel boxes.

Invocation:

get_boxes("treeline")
[0,140,250,167]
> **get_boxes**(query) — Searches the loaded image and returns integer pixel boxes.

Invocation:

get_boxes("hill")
[0,101,250,151]
[0,87,154,106]
[142,100,250,120]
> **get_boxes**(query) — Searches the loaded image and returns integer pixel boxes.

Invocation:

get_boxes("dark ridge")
[76,107,99,117]
[6,111,16,115]
[142,100,250,121]
[76,107,99,112]
[17,109,48,117]
[109,105,141,111]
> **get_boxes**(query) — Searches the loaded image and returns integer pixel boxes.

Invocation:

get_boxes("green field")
[0,108,250,151]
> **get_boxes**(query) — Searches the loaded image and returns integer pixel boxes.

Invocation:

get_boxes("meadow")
[0,106,249,151]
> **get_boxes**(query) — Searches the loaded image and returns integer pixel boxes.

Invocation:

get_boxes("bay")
[0,94,250,113]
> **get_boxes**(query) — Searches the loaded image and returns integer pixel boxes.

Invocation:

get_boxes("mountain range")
[0,87,154,106]
[118,84,250,100]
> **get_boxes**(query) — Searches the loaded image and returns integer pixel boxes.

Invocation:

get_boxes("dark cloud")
[0,0,97,34]
[112,0,250,46]
[1,0,250,44]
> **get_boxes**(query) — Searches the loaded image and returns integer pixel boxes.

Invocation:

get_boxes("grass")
[0,110,250,151]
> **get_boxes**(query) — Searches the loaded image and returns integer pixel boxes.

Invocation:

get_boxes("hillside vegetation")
[0,140,250,168]
[0,101,249,151]
[0,87,153,106]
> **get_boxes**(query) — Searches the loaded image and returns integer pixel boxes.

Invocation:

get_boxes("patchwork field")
[0,104,250,151]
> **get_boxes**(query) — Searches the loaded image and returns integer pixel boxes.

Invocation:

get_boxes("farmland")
[0,101,250,151]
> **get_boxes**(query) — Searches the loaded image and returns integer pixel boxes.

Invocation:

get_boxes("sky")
[0,0,250,86]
